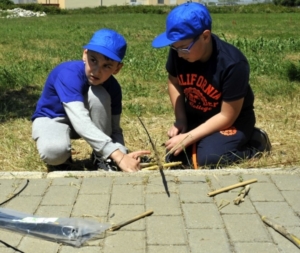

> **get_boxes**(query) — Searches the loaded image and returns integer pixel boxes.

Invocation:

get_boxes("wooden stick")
[233,185,250,205]
[140,162,157,168]
[141,162,182,171]
[207,179,257,197]
[109,210,154,231]
[261,216,300,249]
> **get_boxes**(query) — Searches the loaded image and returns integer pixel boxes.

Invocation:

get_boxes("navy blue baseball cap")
[83,28,127,62]
[152,2,212,48]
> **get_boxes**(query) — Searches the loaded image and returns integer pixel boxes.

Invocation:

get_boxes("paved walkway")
[0,168,300,253]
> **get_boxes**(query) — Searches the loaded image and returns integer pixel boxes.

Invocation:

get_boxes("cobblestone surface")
[0,168,300,253]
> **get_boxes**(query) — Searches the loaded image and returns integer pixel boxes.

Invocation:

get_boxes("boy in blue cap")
[152,2,271,168]
[32,28,150,172]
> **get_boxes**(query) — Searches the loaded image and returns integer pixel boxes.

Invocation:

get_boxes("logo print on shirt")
[220,126,237,136]
[178,74,221,112]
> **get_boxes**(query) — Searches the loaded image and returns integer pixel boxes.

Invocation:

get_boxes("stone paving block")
[214,192,256,214]
[104,231,145,253]
[17,178,50,196]
[0,179,19,199]
[204,175,222,192]
[79,224,107,247]
[72,194,110,217]
[222,214,271,242]
[242,174,272,183]
[146,175,178,194]
[41,185,78,206]
[108,205,145,230]
[205,174,244,194]
[146,193,181,215]
[182,203,223,229]
[0,248,15,253]
[267,226,300,253]
[111,185,143,205]
[271,174,300,190]
[51,177,82,186]
[234,242,280,253]
[187,228,231,253]
[35,205,73,217]
[249,183,285,202]
[177,175,207,183]
[0,230,23,249]
[147,245,188,253]
[213,175,245,188]
[4,196,42,214]
[253,202,300,226]
[147,216,186,245]
[60,246,103,253]
[281,191,300,214]
[18,236,59,253]
[178,183,213,203]
[113,176,148,185]
[80,177,112,195]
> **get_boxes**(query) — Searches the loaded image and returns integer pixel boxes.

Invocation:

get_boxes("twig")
[233,185,250,205]
[261,216,300,249]
[218,199,230,210]
[137,116,170,197]
[207,179,257,197]
[137,116,162,169]
[140,162,157,168]
[109,210,154,231]
[141,162,182,171]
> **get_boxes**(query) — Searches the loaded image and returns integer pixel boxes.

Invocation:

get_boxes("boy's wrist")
[110,149,125,164]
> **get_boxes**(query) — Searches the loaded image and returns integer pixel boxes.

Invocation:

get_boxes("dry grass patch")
[1,94,300,172]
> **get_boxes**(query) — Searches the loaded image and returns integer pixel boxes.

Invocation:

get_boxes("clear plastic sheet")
[0,207,110,247]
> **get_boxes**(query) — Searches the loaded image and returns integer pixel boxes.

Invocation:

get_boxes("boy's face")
[171,30,212,63]
[82,50,123,86]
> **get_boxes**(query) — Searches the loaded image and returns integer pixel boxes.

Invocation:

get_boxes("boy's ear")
[202,30,211,42]
[113,62,123,75]
[82,49,88,62]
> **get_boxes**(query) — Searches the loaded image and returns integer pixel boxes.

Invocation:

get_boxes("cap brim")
[152,32,176,48]
[83,45,121,62]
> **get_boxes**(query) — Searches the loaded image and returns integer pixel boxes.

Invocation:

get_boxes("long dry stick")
[109,210,154,231]
[261,216,300,249]
[141,161,182,171]
[137,116,170,197]
[207,179,257,197]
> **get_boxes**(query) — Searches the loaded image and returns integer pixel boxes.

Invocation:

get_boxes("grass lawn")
[0,7,300,171]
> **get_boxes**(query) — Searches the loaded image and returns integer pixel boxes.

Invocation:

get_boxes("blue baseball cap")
[83,28,127,62]
[152,2,212,48]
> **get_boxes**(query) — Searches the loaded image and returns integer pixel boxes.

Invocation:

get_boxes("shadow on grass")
[0,85,41,122]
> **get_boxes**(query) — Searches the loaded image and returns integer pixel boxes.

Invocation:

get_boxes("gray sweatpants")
[32,85,121,165]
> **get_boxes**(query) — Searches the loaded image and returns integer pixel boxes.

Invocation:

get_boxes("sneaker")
[91,152,121,172]
[47,157,73,172]
[249,127,272,153]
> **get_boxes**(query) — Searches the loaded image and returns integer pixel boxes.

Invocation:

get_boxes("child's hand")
[128,150,151,161]
[165,133,191,156]
[111,150,151,172]
[168,120,187,137]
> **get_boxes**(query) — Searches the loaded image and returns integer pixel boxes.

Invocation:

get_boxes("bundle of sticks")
[141,161,182,171]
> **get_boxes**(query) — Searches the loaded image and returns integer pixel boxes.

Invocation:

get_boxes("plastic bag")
[0,207,110,247]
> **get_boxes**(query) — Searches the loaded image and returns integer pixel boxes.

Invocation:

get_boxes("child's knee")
[38,144,71,165]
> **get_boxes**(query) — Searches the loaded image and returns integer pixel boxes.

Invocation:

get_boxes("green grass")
[0,5,300,171]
